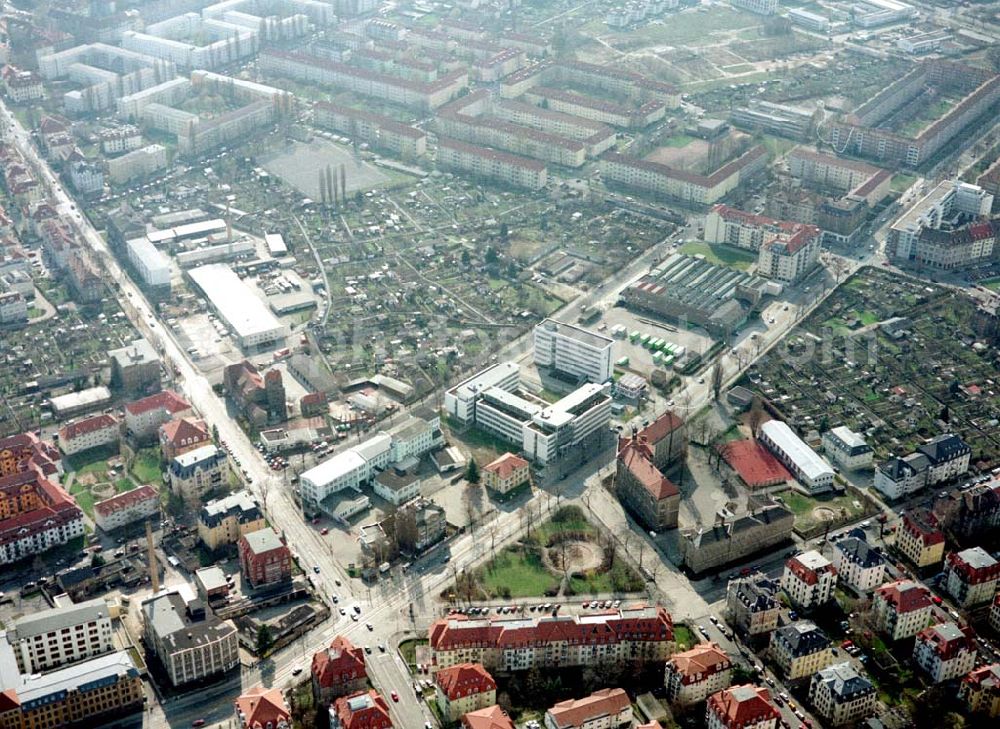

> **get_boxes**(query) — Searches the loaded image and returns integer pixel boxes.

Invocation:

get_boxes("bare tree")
[710,359,724,401]
[748,396,765,438]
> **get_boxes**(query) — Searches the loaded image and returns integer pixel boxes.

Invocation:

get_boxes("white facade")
[730,0,777,14]
[832,537,885,593]
[822,427,873,471]
[873,581,933,641]
[444,361,521,423]
[533,318,614,384]
[108,144,168,185]
[300,435,392,506]
[94,484,159,532]
[757,229,821,284]
[58,415,119,455]
[758,420,835,492]
[0,511,85,565]
[126,237,171,288]
[913,623,976,683]
[808,663,877,726]
[9,598,113,673]
[168,444,225,501]
[781,551,837,609]
[187,264,289,348]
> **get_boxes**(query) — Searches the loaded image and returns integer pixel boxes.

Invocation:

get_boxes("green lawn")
[534,506,596,543]
[890,173,916,193]
[73,489,96,519]
[981,277,1000,291]
[779,489,873,534]
[478,548,559,598]
[673,624,697,651]
[115,477,136,494]
[131,448,162,484]
[569,561,644,595]
[398,638,427,667]
[678,241,756,270]
[856,310,880,326]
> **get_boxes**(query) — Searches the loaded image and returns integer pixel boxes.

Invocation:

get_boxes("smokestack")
[147,520,159,594]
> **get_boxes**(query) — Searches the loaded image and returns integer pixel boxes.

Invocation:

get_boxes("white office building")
[444,361,521,423]
[125,237,171,289]
[758,420,835,493]
[533,318,614,384]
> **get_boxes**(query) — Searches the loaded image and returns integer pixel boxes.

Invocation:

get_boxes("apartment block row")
[437,137,548,191]
[874,433,971,500]
[313,101,427,158]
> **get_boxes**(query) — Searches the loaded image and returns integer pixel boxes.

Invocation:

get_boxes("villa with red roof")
[57,413,119,455]
[873,580,934,641]
[482,453,530,496]
[960,664,1000,718]
[913,622,977,683]
[434,663,496,721]
[896,508,945,569]
[463,706,516,729]
[665,642,732,706]
[615,436,679,531]
[235,686,290,729]
[429,605,673,672]
[159,417,211,461]
[124,390,192,441]
[94,484,159,532]
[312,636,367,704]
[330,690,392,729]
[780,551,837,609]
[705,685,779,729]
[944,547,1000,608]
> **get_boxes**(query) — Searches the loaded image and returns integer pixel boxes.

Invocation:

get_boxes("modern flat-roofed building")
[141,589,239,686]
[108,337,161,395]
[533,318,613,385]
[730,0,777,14]
[188,264,290,349]
[444,362,521,424]
[7,597,113,673]
[125,237,170,292]
[758,420,834,493]
[821,426,873,471]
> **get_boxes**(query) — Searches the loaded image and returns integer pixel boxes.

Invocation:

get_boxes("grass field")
[779,489,872,533]
[890,173,916,193]
[662,134,696,148]
[981,277,1000,291]
[479,548,559,598]
[673,624,697,650]
[69,482,96,518]
[678,241,757,270]
[585,8,760,48]
[131,448,162,484]
[259,139,390,198]
[569,561,645,594]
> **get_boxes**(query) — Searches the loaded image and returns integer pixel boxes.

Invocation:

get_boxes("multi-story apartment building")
[769,621,833,681]
[533,319,613,384]
[757,225,821,283]
[330,690,392,729]
[464,706,516,729]
[93,484,159,532]
[2,66,45,103]
[913,622,977,683]
[632,411,686,470]
[314,102,427,158]
[960,664,1000,719]
[704,205,798,251]
[482,453,530,496]
[600,147,767,207]
[758,420,834,493]
[238,527,291,588]
[705,685,779,729]
[234,686,291,729]
[100,126,143,154]
[875,433,971,500]
[0,470,84,565]
[198,490,264,550]
[108,144,168,185]
[125,237,171,292]
[991,594,1000,635]
[731,100,816,140]
[781,551,837,610]
[615,436,680,531]
[434,663,496,722]
[680,499,794,575]
[788,148,883,193]
[312,635,367,704]
[0,291,27,325]
[168,444,225,502]
[7,597,113,673]
[141,589,239,686]
[437,137,548,191]
[429,606,674,672]
[944,547,1000,608]
[57,414,119,456]
[872,580,934,641]
[832,536,886,593]
[0,646,143,729]
[665,643,732,706]
[821,426,873,471]
[0,432,62,479]
[545,688,632,729]
[108,338,160,396]
[260,49,467,112]
[494,100,616,157]
[730,0,777,15]
[124,390,192,441]
[807,662,877,726]
[726,573,781,636]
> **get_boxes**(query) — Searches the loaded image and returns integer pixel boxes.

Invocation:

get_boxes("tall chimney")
[147,520,159,594]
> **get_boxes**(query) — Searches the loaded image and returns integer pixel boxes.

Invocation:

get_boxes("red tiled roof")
[312,636,367,690]
[903,509,944,546]
[125,390,190,416]
[484,453,529,480]
[332,690,392,729]
[707,685,779,728]
[946,549,1000,584]
[547,688,629,729]
[785,554,835,585]
[917,623,977,661]
[875,580,932,614]
[462,706,515,729]
[963,663,1000,693]
[59,413,118,441]
[637,411,684,447]
[435,663,495,700]
[0,688,19,712]
[722,439,792,488]
[0,470,82,548]
[430,606,672,653]
[668,643,731,684]
[159,417,210,448]
[235,686,290,729]
[93,484,158,518]
[618,439,678,500]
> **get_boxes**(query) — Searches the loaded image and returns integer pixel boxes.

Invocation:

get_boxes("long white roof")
[761,420,834,481]
[188,263,288,341]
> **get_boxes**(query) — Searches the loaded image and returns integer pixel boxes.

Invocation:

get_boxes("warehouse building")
[758,421,834,493]
[187,263,290,349]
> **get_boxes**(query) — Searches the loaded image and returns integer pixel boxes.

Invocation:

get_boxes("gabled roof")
[668,642,730,682]
[637,411,684,446]
[312,635,366,689]
[618,438,678,500]
[547,688,629,729]
[159,417,210,448]
[235,686,290,729]
[125,390,190,416]
[435,663,495,700]
[875,580,933,614]
[462,705,515,729]
[58,413,117,441]
[93,484,158,519]
[333,690,392,729]
[707,685,779,727]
